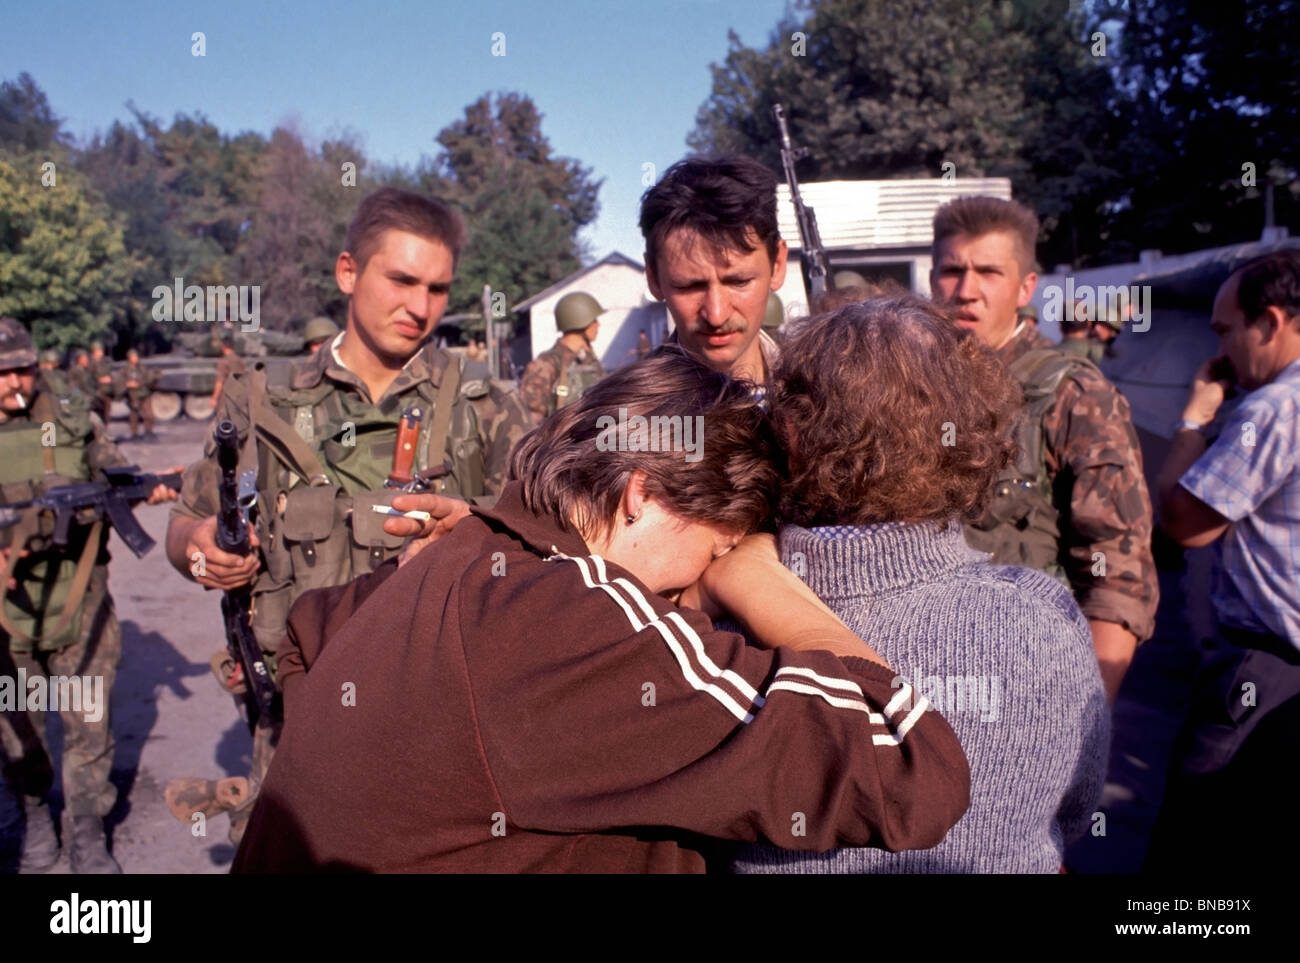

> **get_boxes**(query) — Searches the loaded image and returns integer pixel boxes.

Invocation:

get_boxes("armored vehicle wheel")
[184,394,217,420]
[151,392,182,421]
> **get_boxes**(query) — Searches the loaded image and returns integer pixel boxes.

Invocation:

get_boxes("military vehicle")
[125,329,305,422]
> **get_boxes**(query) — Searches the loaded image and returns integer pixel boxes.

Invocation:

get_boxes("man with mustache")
[163,187,531,843]
[639,156,789,384]
[929,196,1157,704]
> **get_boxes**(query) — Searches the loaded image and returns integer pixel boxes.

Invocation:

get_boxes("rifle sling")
[426,359,460,473]
[0,514,103,646]
[32,392,59,475]
[246,369,329,485]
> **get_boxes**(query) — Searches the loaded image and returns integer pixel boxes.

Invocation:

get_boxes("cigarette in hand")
[371,504,431,522]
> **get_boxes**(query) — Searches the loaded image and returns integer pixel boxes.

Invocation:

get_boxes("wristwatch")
[1174,419,1209,434]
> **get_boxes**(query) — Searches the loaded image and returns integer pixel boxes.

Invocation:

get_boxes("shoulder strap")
[246,368,330,484]
[0,516,102,645]
[426,358,461,469]
[30,392,59,475]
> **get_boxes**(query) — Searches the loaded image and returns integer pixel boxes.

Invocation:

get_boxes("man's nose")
[954,270,979,301]
[701,285,728,327]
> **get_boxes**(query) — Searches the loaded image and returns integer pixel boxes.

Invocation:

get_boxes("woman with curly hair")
[730,295,1109,874]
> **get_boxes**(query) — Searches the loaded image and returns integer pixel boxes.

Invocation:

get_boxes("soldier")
[1059,300,1123,363]
[0,318,178,873]
[302,316,340,355]
[639,156,788,384]
[761,292,787,345]
[88,340,116,423]
[122,349,157,439]
[1017,303,1038,330]
[37,349,60,372]
[930,196,1158,702]
[519,291,606,426]
[162,187,531,843]
[67,350,94,405]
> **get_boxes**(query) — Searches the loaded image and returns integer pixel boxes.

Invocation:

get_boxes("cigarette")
[371,504,431,522]
[14,393,25,408]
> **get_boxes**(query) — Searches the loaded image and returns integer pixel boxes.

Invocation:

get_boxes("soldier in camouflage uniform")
[930,197,1158,702]
[122,349,158,439]
[163,188,531,843]
[302,316,340,355]
[37,349,60,372]
[0,319,178,873]
[519,291,606,426]
[68,349,94,401]
[88,341,116,424]
[1059,300,1125,364]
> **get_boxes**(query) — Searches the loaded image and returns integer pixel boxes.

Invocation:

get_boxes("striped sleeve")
[472,553,971,854]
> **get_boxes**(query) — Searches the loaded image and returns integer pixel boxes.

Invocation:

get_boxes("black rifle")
[0,466,182,557]
[772,103,829,301]
[214,420,278,732]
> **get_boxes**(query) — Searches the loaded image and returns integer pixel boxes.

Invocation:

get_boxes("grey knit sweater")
[731,521,1109,874]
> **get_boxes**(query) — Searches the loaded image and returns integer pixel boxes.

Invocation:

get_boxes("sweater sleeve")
[1053,619,1111,844]
[467,557,971,854]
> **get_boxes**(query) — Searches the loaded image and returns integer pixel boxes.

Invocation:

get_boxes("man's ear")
[769,238,789,290]
[644,253,663,301]
[336,251,358,296]
[621,469,649,521]
[1258,304,1288,342]
[1018,270,1039,307]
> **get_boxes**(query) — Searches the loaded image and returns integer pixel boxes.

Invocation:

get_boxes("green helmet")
[763,293,784,330]
[39,348,61,366]
[303,315,340,344]
[90,339,105,352]
[555,292,603,333]
[1017,304,1038,322]
[833,270,869,291]
[1095,302,1126,333]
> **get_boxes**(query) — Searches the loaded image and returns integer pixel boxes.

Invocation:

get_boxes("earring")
[626,510,640,525]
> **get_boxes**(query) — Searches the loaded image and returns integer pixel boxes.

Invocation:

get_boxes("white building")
[513,252,668,372]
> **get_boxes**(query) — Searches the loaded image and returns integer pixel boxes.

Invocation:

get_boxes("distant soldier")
[519,291,606,426]
[833,269,870,294]
[37,349,60,372]
[122,348,157,439]
[930,196,1158,702]
[1017,303,1038,330]
[163,188,531,844]
[762,292,787,345]
[636,329,652,361]
[68,350,93,399]
[88,341,115,422]
[210,331,247,405]
[0,318,178,873]
[1059,301,1122,363]
[302,316,340,355]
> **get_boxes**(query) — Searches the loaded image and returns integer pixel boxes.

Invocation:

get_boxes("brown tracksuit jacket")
[233,482,971,873]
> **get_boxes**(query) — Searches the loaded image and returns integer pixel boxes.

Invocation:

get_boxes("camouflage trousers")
[0,578,121,818]
[127,396,154,436]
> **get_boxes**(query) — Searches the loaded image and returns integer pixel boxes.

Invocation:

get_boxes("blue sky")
[3,0,795,263]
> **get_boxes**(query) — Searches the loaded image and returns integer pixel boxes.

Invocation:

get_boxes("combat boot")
[18,796,61,873]
[66,815,121,874]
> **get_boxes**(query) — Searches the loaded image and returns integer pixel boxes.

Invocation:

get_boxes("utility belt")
[1218,624,1300,667]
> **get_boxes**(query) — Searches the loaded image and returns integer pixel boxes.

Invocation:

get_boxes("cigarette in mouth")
[14,393,25,408]
[371,504,431,522]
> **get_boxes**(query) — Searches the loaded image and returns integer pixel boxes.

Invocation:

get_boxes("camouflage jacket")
[89,357,116,397]
[122,362,157,400]
[519,339,605,425]
[171,337,531,660]
[997,327,1158,640]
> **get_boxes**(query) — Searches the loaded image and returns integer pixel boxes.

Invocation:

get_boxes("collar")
[995,323,1053,366]
[472,481,591,559]
[291,332,454,402]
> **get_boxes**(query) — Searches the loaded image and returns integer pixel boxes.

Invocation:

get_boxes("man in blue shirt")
[1149,248,1300,869]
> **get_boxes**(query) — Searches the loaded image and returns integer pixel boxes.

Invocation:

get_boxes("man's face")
[1211,272,1276,391]
[91,347,104,361]
[336,229,455,364]
[583,320,600,344]
[646,228,787,375]
[931,231,1037,349]
[0,366,37,413]
[75,355,89,368]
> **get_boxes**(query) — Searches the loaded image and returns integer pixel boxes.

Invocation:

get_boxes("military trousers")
[127,396,154,436]
[0,574,121,818]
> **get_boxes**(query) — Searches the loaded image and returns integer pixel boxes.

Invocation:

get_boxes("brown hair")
[932,196,1039,277]
[1234,249,1300,328]
[774,295,1020,527]
[509,346,779,543]
[343,187,468,271]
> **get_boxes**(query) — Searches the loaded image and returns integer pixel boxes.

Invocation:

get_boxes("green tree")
[0,151,129,352]
[428,93,602,314]
[0,72,68,153]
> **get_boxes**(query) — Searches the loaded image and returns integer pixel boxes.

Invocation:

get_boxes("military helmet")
[72,348,89,364]
[39,348,61,366]
[833,270,870,291]
[303,315,340,344]
[0,318,37,371]
[90,339,105,352]
[1017,304,1038,322]
[555,292,603,333]
[1094,301,1126,332]
[763,293,785,330]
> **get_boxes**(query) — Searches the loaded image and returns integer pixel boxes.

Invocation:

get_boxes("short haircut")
[1233,249,1300,328]
[343,187,468,271]
[932,196,1039,277]
[774,295,1021,527]
[639,155,780,274]
[509,346,779,543]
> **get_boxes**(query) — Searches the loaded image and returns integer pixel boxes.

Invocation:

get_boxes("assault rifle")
[214,419,278,732]
[772,103,829,302]
[0,466,182,557]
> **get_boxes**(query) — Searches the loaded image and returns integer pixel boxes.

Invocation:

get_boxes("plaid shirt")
[1179,358,1300,649]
